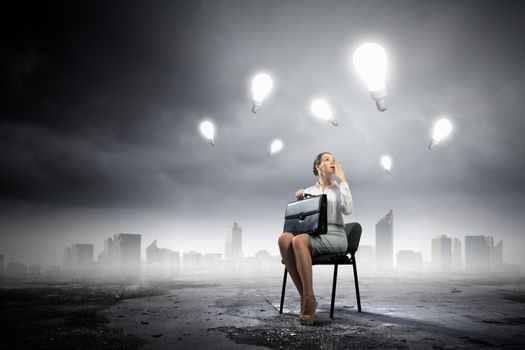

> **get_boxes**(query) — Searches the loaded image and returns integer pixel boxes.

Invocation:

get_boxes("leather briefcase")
[283,194,327,235]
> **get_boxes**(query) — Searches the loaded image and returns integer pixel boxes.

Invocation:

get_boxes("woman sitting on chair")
[278,152,354,325]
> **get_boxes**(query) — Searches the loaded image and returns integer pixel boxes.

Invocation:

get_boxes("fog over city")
[1,0,525,271]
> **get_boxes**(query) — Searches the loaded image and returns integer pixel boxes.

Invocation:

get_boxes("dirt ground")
[1,273,525,349]
[0,277,170,349]
[105,273,525,349]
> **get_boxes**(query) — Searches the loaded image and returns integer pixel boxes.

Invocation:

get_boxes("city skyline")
[1,216,518,277]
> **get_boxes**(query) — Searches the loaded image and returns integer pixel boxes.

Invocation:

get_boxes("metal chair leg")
[279,268,287,314]
[352,258,362,312]
[330,264,339,318]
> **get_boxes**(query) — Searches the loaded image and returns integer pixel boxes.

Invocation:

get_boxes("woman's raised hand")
[335,162,346,183]
[295,189,305,200]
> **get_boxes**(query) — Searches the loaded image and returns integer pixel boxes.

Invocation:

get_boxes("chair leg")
[352,259,362,312]
[279,268,287,314]
[330,264,339,318]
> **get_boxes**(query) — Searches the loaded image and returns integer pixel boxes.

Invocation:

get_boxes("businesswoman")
[278,152,354,325]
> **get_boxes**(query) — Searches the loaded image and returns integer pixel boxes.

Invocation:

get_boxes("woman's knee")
[292,234,310,250]
[278,232,294,248]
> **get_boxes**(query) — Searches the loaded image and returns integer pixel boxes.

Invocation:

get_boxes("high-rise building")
[98,237,114,271]
[225,222,243,260]
[73,244,94,269]
[202,253,222,267]
[147,240,162,265]
[63,247,72,270]
[493,240,503,266]
[7,262,27,275]
[29,264,41,275]
[396,250,423,272]
[146,240,180,272]
[202,253,223,272]
[376,210,393,270]
[431,235,452,272]
[113,233,141,273]
[465,235,493,274]
[255,250,271,260]
[182,250,202,272]
[451,238,462,272]
[63,244,94,271]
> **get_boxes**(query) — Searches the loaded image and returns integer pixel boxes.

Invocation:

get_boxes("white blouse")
[304,181,354,227]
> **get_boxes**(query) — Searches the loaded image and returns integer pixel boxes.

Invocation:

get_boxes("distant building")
[0,254,3,273]
[98,237,114,272]
[225,222,243,260]
[493,240,503,266]
[376,210,393,270]
[63,247,72,270]
[202,253,222,267]
[465,235,493,274]
[29,264,41,275]
[494,262,521,277]
[397,250,423,272]
[63,244,94,272]
[431,235,452,273]
[182,251,202,272]
[73,244,94,269]
[490,240,519,276]
[46,266,62,277]
[146,240,180,273]
[255,250,271,260]
[7,262,27,275]
[224,242,231,261]
[113,233,141,273]
[253,250,279,273]
[146,240,162,265]
[451,238,462,272]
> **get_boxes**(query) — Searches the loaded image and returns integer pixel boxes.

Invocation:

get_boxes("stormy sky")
[1,0,525,269]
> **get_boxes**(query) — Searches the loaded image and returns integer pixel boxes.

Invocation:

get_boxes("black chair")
[279,222,362,318]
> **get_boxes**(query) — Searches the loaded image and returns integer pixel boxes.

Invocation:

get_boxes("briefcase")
[283,194,327,235]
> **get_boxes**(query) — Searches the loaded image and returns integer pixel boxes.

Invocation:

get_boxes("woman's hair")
[313,152,332,176]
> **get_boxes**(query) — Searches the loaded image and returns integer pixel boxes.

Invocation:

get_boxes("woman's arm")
[338,181,354,215]
[335,163,354,215]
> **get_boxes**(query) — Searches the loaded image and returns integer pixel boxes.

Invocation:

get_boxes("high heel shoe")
[299,296,317,325]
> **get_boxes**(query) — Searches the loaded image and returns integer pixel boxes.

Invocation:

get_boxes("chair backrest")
[344,222,362,254]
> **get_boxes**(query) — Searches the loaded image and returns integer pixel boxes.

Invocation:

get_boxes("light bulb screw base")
[329,119,339,126]
[428,139,437,150]
[208,139,215,146]
[370,89,388,112]
[252,100,261,114]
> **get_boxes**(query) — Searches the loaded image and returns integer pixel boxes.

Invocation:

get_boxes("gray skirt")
[308,224,348,257]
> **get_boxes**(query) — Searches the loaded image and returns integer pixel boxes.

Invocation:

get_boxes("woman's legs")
[292,234,317,325]
[278,232,304,303]
[291,234,314,299]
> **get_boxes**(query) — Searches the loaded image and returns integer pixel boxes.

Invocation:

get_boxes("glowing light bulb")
[353,43,388,111]
[268,139,283,156]
[199,120,215,145]
[310,98,339,126]
[380,155,392,174]
[251,73,273,113]
[429,118,452,149]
